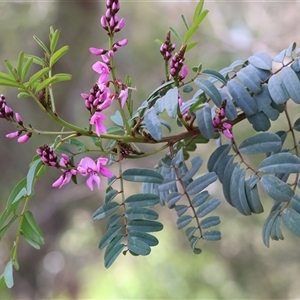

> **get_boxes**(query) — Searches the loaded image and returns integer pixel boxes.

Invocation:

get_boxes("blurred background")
[0,0,300,299]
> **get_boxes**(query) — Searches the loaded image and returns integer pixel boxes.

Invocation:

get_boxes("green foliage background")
[0,1,300,299]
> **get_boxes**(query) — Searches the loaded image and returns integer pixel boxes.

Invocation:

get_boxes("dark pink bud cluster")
[169,45,189,81]
[0,94,32,143]
[160,31,176,61]
[212,104,233,139]
[99,0,124,35]
[36,144,59,167]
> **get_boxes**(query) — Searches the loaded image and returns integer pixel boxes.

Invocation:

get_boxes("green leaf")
[193,0,204,22]
[186,41,198,52]
[197,198,221,218]
[248,52,272,70]
[93,202,120,220]
[183,84,193,93]
[128,236,151,256]
[282,208,300,238]
[202,69,227,85]
[207,144,231,173]
[126,207,158,220]
[20,56,34,81]
[227,79,257,116]
[262,209,280,247]
[183,25,199,43]
[166,192,182,208]
[193,10,208,26]
[4,261,14,289]
[0,71,16,82]
[203,230,221,241]
[177,215,193,230]
[0,215,18,240]
[127,220,163,232]
[164,87,178,118]
[200,216,220,229]
[291,195,300,214]
[192,191,210,207]
[236,66,262,94]
[273,49,286,63]
[194,78,222,107]
[0,79,23,88]
[3,59,18,80]
[52,73,72,83]
[21,214,44,250]
[104,236,124,268]
[125,194,160,207]
[50,29,60,53]
[260,175,294,202]
[258,153,300,173]
[99,224,122,250]
[181,14,189,30]
[169,26,182,42]
[106,214,122,228]
[280,67,300,104]
[239,133,282,155]
[186,226,197,239]
[286,42,296,57]
[175,204,188,217]
[294,117,300,131]
[17,51,25,79]
[104,189,118,204]
[35,76,58,93]
[7,177,27,208]
[268,74,290,104]
[244,177,264,214]
[33,35,50,54]
[247,111,271,131]
[26,67,51,87]
[253,85,280,121]
[182,156,203,181]
[24,54,44,66]
[26,158,43,196]
[222,161,238,207]
[123,168,163,183]
[186,172,218,195]
[196,106,215,139]
[129,231,159,247]
[144,107,162,141]
[50,45,69,66]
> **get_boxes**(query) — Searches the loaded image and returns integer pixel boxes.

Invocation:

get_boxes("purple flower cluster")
[1,94,32,143]
[81,0,134,137]
[212,106,233,139]
[160,31,176,61]
[37,145,113,191]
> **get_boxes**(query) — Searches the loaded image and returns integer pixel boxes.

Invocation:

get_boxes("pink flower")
[17,133,32,143]
[180,65,188,80]
[6,130,21,139]
[92,61,110,84]
[52,171,72,188]
[90,112,107,136]
[223,129,233,139]
[77,157,101,191]
[119,88,128,108]
[97,157,113,178]
[115,18,125,31]
[89,47,107,56]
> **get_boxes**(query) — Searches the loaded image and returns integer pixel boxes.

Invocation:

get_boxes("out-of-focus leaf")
[128,236,151,256]
[282,208,300,238]
[123,169,163,183]
[259,153,300,173]
[268,74,290,104]
[182,156,203,181]
[196,106,215,139]
[262,210,279,247]
[144,107,162,141]
[203,230,221,241]
[202,69,227,85]
[197,198,221,218]
[239,132,282,154]
[280,67,300,104]
[186,172,217,195]
[127,220,163,232]
[124,193,160,207]
[177,215,193,230]
[260,175,294,202]
[194,78,222,107]
[164,87,178,118]
[93,202,120,220]
[104,235,124,268]
[227,79,257,116]
[248,52,272,70]
[4,261,13,289]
